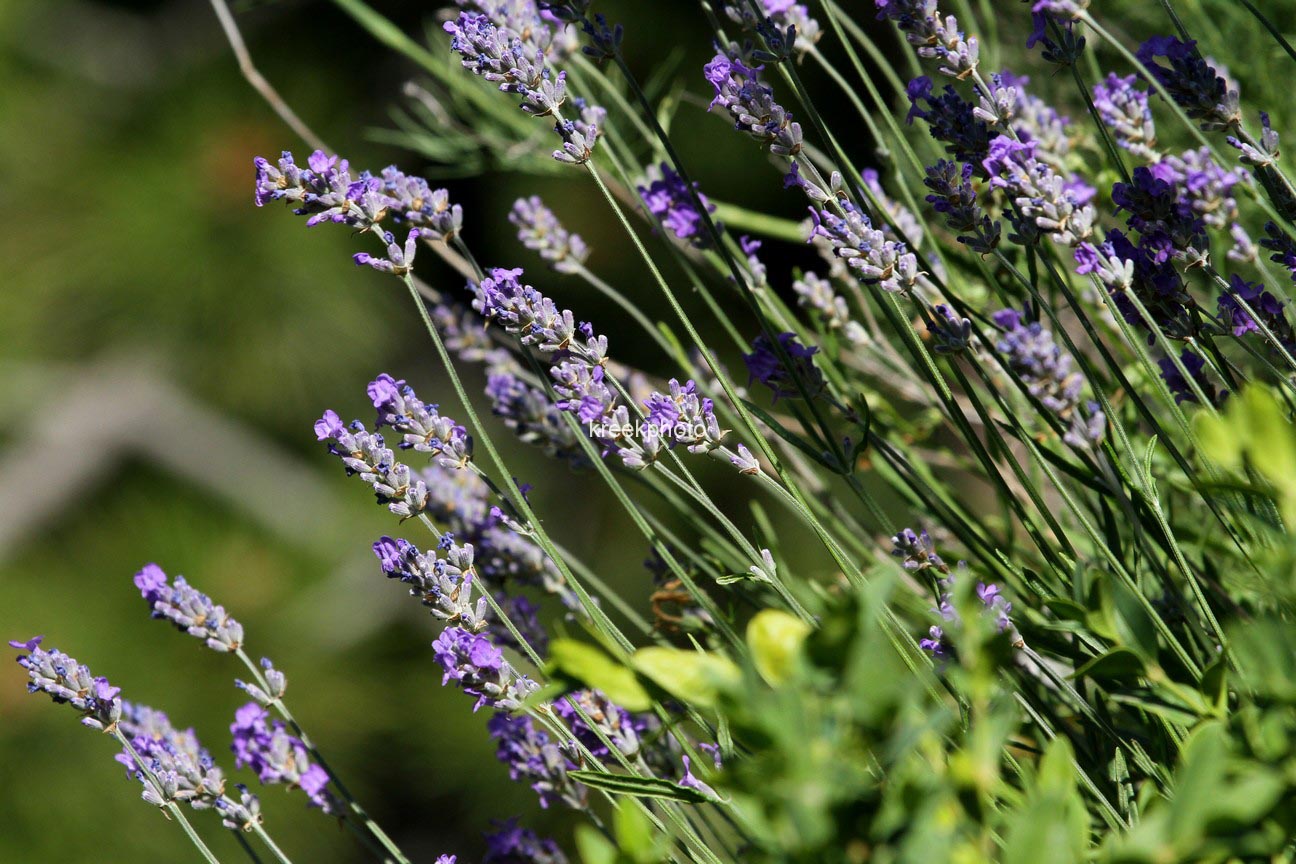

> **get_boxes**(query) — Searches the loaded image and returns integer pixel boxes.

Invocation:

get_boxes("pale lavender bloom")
[992,308,1104,449]
[729,443,761,475]
[115,702,237,814]
[433,626,539,711]
[990,71,1073,169]
[793,272,869,346]
[721,0,821,56]
[314,411,431,519]
[368,373,474,468]
[1228,112,1281,168]
[230,703,337,814]
[874,0,979,78]
[983,137,1095,247]
[704,53,803,157]
[678,755,719,800]
[1228,223,1258,265]
[810,201,922,294]
[483,818,569,863]
[1092,73,1158,161]
[10,637,122,732]
[890,528,945,572]
[373,535,490,632]
[552,689,650,761]
[510,196,589,273]
[134,564,244,653]
[485,365,586,467]
[634,379,725,462]
[235,657,287,707]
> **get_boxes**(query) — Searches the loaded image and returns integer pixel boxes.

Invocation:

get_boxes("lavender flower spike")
[230,702,338,814]
[638,163,716,248]
[983,137,1095,247]
[373,534,490,633]
[1092,73,1158,161]
[992,308,1105,449]
[704,53,803,157]
[314,410,432,519]
[433,626,540,711]
[484,818,569,864]
[810,201,922,294]
[116,702,235,814]
[488,712,585,809]
[10,636,122,732]
[135,564,244,653]
[369,373,474,468]
[874,0,979,79]
[510,196,590,273]
[1137,36,1240,132]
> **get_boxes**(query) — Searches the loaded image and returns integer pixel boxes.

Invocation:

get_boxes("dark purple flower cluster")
[704,53,803,157]
[923,159,1001,253]
[368,373,474,468]
[1137,36,1239,131]
[230,703,336,813]
[483,817,569,864]
[134,564,244,653]
[638,163,716,247]
[1076,230,1194,341]
[1158,349,1225,406]
[906,76,995,166]
[743,332,825,403]
[1218,275,1295,354]
[510,196,589,273]
[992,308,1105,449]
[10,636,122,732]
[432,626,539,711]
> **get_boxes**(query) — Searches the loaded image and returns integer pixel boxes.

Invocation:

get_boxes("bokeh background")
[2,0,1292,860]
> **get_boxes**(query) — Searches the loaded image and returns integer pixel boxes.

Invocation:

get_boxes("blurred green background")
[3,0,1295,860]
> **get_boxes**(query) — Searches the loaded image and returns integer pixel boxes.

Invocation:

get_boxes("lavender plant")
[16,0,1296,862]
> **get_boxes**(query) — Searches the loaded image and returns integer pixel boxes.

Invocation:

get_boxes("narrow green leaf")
[569,770,709,803]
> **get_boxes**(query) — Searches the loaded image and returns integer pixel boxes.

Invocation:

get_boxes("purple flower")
[487,713,584,809]
[485,367,586,468]
[432,626,538,711]
[721,0,821,55]
[11,637,122,732]
[1218,274,1295,351]
[744,333,825,403]
[810,201,922,293]
[314,415,431,519]
[983,138,1095,247]
[638,163,716,247]
[1093,73,1158,160]
[874,0,979,79]
[510,196,590,272]
[372,535,490,632]
[483,818,569,864]
[367,373,473,468]
[923,159,1000,253]
[919,625,947,659]
[134,564,244,653]
[704,52,803,157]
[552,690,651,761]
[793,272,869,345]
[906,77,995,166]
[1158,349,1225,406]
[993,308,1105,448]
[354,228,420,276]
[1137,36,1239,131]
[230,702,337,813]
[678,755,719,800]
[891,528,945,572]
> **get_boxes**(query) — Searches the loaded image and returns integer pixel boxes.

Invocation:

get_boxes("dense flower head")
[483,817,569,863]
[433,626,539,711]
[810,201,922,294]
[254,150,462,241]
[923,159,1001,253]
[992,308,1104,448]
[1093,73,1158,160]
[314,411,432,519]
[906,76,995,166]
[134,564,244,653]
[793,272,869,346]
[485,365,586,468]
[874,0,979,79]
[230,703,336,813]
[638,163,716,247]
[474,267,607,362]
[510,196,589,272]
[1158,148,1247,231]
[10,637,122,732]
[983,137,1095,246]
[929,304,973,354]
[1110,165,1207,256]
[891,528,946,573]
[368,373,474,468]
[372,535,490,632]
[487,712,584,809]
[704,52,803,157]
[982,71,1073,168]
[744,332,825,403]
[1077,230,1194,340]
[633,378,725,461]
[1137,36,1240,131]
[445,12,567,117]
[116,702,234,813]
